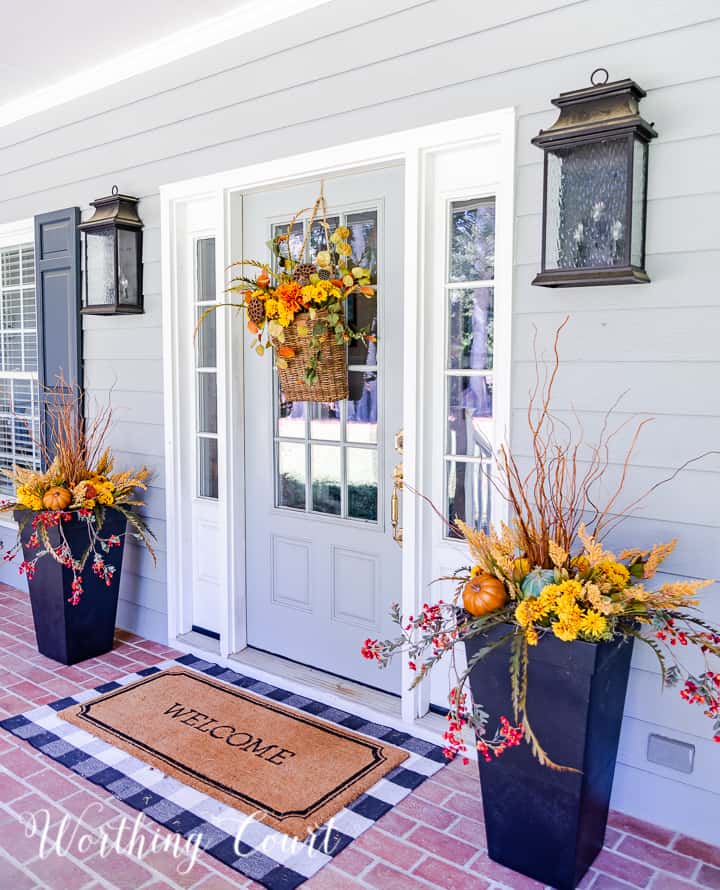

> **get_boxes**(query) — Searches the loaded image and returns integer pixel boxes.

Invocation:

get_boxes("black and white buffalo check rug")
[0,653,446,888]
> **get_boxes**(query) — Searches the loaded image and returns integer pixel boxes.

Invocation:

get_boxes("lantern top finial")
[78,189,142,233]
[532,73,657,149]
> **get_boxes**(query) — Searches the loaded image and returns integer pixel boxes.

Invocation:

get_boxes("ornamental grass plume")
[362,318,719,769]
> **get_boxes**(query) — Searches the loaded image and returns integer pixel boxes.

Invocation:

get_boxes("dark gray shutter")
[34,208,82,459]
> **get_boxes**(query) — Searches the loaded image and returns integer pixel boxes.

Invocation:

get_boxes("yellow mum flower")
[515,600,533,628]
[512,557,530,581]
[551,620,580,642]
[95,484,115,506]
[17,486,43,511]
[264,298,279,319]
[557,579,584,599]
[276,302,294,327]
[526,626,539,646]
[598,561,630,589]
[579,610,608,639]
[572,555,591,574]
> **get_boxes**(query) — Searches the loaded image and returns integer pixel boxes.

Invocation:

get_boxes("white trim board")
[160,108,516,724]
[0,218,34,249]
[0,0,332,129]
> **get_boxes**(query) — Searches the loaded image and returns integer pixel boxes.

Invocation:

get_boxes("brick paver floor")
[1,582,719,890]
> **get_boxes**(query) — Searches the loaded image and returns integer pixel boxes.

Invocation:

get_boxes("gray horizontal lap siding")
[0,0,717,842]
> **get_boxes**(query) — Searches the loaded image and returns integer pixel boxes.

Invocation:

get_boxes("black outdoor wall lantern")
[532,69,657,287]
[78,186,144,313]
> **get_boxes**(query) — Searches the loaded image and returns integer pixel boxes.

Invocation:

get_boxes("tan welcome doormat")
[59,668,408,838]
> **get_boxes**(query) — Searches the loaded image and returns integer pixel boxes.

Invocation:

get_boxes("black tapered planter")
[16,510,128,665]
[465,623,633,890]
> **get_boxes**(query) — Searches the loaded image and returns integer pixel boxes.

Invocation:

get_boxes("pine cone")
[247,296,265,326]
[292,263,317,287]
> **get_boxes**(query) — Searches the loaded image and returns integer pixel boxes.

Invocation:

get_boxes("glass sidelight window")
[0,243,40,494]
[444,197,496,535]
[273,209,379,522]
[194,237,218,499]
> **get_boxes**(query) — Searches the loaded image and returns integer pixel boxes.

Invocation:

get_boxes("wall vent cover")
[647,733,695,774]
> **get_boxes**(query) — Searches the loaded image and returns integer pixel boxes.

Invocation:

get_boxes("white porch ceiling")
[0,0,330,127]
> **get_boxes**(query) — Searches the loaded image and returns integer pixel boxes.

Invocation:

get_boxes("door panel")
[243,166,403,692]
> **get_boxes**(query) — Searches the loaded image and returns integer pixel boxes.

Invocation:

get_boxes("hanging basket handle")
[286,180,331,264]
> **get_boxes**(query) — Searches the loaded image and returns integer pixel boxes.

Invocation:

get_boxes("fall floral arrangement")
[1,386,155,604]
[363,320,718,769]
[203,188,375,400]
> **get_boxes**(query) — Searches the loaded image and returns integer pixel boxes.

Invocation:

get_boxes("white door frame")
[160,108,516,724]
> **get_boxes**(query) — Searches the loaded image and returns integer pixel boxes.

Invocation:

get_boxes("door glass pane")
[273,222,304,265]
[197,373,218,434]
[447,387,494,458]
[347,371,377,444]
[277,384,306,438]
[311,444,341,515]
[278,441,306,510]
[310,401,341,441]
[348,448,378,521]
[448,288,493,370]
[198,438,219,499]
[347,211,378,279]
[449,198,495,282]
[447,374,493,428]
[446,459,492,534]
[309,217,340,259]
[347,292,378,366]
[195,307,217,368]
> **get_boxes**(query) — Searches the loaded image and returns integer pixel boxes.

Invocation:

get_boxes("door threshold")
[177,629,221,655]
[170,634,450,747]
[229,647,401,719]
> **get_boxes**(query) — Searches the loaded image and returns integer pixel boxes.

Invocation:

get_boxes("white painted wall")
[0,0,718,842]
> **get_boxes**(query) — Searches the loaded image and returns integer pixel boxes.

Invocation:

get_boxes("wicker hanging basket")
[275,309,349,403]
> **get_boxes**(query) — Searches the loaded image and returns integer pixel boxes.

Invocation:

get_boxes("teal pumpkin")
[520,568,556,599]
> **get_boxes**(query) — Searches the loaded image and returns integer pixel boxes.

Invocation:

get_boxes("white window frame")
[0,218,37,530]
[160,109,516,727]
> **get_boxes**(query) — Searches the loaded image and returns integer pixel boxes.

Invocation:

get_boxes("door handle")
[391,430,403,547]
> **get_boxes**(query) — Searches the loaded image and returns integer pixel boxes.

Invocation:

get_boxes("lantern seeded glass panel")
[86,229,116,305]
[444,196,496,537]
[117,229,139,304]
[631,138,648,268]
[545,139,628,271]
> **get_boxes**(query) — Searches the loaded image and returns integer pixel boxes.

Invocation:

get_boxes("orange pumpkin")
[42,486,72,511]
[462,573,508,617]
